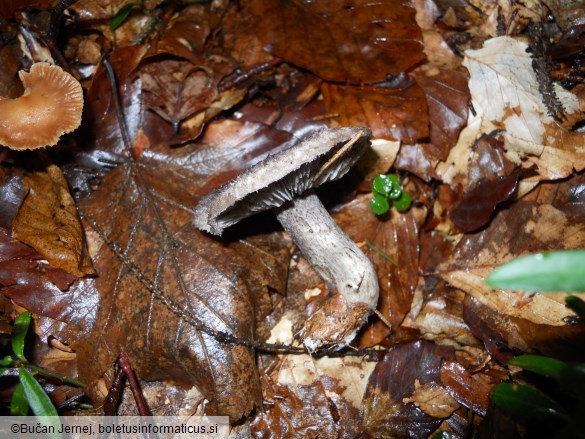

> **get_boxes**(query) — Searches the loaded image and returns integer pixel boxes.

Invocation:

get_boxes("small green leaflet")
[19,369,61,439]
[10,383,29,416]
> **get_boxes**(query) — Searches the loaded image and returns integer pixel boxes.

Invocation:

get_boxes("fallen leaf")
[402,381,460,418]
[322,80,429,143]
[140,60,218,129]
[229,0,425,83]
[411,65,470,157]
[462,36,585,179]
[438,200,585,328]
[12,165,95,278]
[362,340,455,438]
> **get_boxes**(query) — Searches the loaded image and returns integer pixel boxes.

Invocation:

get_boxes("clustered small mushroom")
[0,62,83,150]
[193,127,380,350]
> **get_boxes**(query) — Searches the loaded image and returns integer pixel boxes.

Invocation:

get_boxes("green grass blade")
[486,250,585,292]
[12,311,31,361]
[110,3,136,31]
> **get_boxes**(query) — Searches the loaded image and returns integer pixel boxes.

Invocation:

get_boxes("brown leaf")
[140,60,218,128]
[440,360,495,416]
[438,200,585,343]
[332,194,423,347]
[12,165,95,278]
[230,0,424,83]
[0,227,80,316]
[362,340,455,438]
[146,5,212,65]
[410,66,470,158]
[322,80,429,143]
[66,122,296,418]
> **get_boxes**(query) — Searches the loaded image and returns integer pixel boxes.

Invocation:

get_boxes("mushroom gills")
[275,190,379,309]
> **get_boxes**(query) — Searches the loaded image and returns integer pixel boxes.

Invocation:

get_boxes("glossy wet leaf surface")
[1,0,585,436]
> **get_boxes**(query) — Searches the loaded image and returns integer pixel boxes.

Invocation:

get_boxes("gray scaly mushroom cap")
[193,127,372,235]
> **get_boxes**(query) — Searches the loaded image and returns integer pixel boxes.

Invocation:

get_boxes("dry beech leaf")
[437,200,585,328]
[250,313,376,437]
[322,81,429,143]
[462,36,585,179]
[228,0,424,83]
[410,66,470,158]
[402,381,460,419]
[362,341,455,438]
[12,165,95,278]
[140,60,218,129]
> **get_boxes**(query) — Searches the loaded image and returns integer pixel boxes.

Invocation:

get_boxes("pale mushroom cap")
[193,127,372,235]
[0,63,84,150]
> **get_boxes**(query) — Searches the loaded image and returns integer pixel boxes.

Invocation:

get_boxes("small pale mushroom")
[193,127,381,350]
[0,62,83,150]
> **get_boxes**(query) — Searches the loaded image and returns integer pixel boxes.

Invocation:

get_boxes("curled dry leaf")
[12,165,95,278]
[463,36,585,180]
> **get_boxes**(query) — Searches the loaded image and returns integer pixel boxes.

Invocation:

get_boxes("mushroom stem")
[275,189,379,310]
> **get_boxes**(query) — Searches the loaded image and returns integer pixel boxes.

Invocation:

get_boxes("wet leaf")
[507,355,566,381]
[140,60,218,128]
[228,0,424,83]
[486,250,585,292]
[0,227,80,316]
[10,382,29,416]
[322,81,429,143]
[463,36,585,180]
[410,66,470,157]
[18,368,59,418]
[362,341,455,438]
[490,383,568,421]
[12,165,95,278]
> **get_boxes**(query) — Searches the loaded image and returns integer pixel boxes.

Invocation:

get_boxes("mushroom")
[193,127,380,349]
[0,62,83,150]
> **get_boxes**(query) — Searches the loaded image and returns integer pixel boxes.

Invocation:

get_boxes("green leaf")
[486,250,585,292]
[370,194,390,215]
[372,174,393,196]
[19,369,59,417]
[110,3,136,31]
[0,355,13,367]
[10,382,29,416]
[565,295,585,322]
[12,311,31,361]
[507,355,566,381]
[491,383,568,421]
[558,363,585,396]
[393,191,412,212]
[386,174,403,199]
